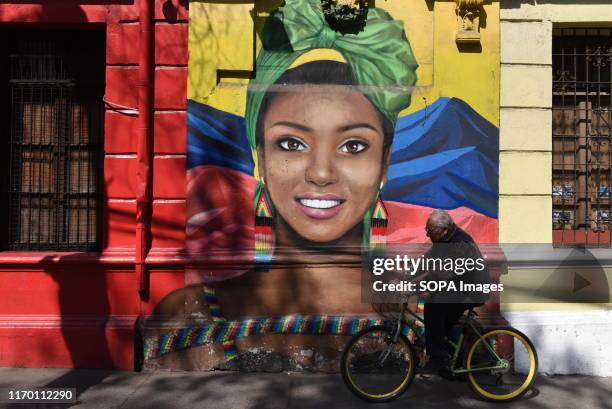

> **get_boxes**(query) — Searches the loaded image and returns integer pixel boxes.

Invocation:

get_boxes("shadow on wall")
[12,252,116,409]
[1,0,188,405]
[29,169,116,404]
[0,0,132,22]
[162,0,188,22]
[534,248,610,304]
[0,0,132,4]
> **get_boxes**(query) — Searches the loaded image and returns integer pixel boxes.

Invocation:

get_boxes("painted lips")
[295,194,345,220]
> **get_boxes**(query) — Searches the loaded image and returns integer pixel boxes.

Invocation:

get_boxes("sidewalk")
[0,367,610,409]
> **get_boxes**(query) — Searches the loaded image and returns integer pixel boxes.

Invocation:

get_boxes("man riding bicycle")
[417,210,490,378]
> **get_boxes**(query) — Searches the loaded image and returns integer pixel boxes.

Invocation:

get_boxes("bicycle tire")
[341,326,416,403]
[465,327,538,402]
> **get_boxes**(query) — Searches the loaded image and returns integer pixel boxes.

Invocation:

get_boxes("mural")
[146,0,500,365]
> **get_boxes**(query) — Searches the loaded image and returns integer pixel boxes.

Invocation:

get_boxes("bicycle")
[341,302,538,403]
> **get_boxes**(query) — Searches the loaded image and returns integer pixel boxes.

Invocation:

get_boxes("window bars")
[552,28,612,246]
[6,35,104,251]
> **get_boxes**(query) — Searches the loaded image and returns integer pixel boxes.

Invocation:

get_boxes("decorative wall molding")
[455,0,483,44]
[0,315,138,329]
[0,248,188,270]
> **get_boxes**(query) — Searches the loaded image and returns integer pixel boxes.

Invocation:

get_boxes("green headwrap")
[245,0,418,149]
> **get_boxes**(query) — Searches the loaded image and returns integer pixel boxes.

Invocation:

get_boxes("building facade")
[499,1,612,375]
[1,0,609,375]
[0,0,189,370]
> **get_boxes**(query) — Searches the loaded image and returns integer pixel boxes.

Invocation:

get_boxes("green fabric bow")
[245,0,418,149]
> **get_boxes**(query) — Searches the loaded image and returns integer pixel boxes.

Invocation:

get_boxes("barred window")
[552,28,612,246]
[1,31,104,251]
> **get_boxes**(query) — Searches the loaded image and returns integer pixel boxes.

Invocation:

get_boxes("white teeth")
[299,199,341,209]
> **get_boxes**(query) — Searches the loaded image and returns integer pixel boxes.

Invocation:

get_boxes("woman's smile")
[295,193,346,219]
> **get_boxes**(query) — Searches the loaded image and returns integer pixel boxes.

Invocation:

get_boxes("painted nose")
[305,146,338,187]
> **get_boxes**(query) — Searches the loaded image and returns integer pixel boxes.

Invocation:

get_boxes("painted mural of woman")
[145,0,499,365]
[206,0,418,317]
[183,0,499,317]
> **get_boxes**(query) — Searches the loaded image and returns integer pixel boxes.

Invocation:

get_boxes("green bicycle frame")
[394,303,507,375]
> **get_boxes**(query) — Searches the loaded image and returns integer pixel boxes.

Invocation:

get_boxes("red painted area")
[185,166,256,283]
[154,68,187,109]
[108,5,140,23]
[386,202,499,244]
[0,4,108,23]
[105,67,139,109]
[153,157,187,199]
[0,0,192,370]
[106,201,137,248]
[107,22,140,65]
[135,0,154,296]
[105,112,139,153]
[553,229,612,245]
[152,201,186,248]
[106,273,140,314]
[0,265,136,369]
[105,157,139,199]
[141,271,187,315]
[0,328,133,369]
[0,272,60,314]
[0,268,136,315]
[154,112,187,153]
[0,251,132,266]
[155,23,188,65]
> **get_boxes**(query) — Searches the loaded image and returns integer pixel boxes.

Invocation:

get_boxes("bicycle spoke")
[342,327,415,401]
[466,328,537,401]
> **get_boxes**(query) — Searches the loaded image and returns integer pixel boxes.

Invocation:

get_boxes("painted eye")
[340,140,369,154]
[279,138,307,151]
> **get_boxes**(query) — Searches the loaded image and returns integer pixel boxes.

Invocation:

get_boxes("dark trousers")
[424,302,471,362]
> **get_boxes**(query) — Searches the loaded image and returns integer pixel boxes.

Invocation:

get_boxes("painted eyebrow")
[270,121,313,133]
[269,122,379,133]
[337,123,380,133]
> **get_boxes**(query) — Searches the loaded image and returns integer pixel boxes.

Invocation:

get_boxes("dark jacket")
[423,227,490,304]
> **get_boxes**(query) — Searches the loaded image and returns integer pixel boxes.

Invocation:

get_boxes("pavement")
[0,367,611,409]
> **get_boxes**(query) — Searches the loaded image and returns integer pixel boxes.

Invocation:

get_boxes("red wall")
[0,1,189,370]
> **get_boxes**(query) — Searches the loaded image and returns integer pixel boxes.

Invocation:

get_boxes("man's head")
[426,209,456,242]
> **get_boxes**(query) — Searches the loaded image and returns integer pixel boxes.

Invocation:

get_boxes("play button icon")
[573,272,591,293]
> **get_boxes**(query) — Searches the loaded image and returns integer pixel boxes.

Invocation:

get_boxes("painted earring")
[368,192,388,253]
[254,181,275,270]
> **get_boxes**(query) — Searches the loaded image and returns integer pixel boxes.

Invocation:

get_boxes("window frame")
[1,29,105,252]
[552,27,612,247]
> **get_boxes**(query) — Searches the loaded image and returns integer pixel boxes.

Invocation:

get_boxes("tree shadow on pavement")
[2,368,612,409]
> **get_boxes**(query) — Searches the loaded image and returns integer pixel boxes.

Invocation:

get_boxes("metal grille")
[5,36,103,251]
[552,28,612,246]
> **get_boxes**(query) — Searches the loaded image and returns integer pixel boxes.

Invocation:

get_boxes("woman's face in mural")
[258,85,389,243]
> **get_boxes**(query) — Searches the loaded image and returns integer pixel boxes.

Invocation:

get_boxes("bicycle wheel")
[465,327,537,402]
[341,326,416,403]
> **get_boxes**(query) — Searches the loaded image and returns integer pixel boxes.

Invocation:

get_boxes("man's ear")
[441,228,450,240]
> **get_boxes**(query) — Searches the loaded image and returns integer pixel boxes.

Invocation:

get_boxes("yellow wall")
[429,1,499,126]
[499,2,612,311]
[499,3,612,243]
[188,0,500,127]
